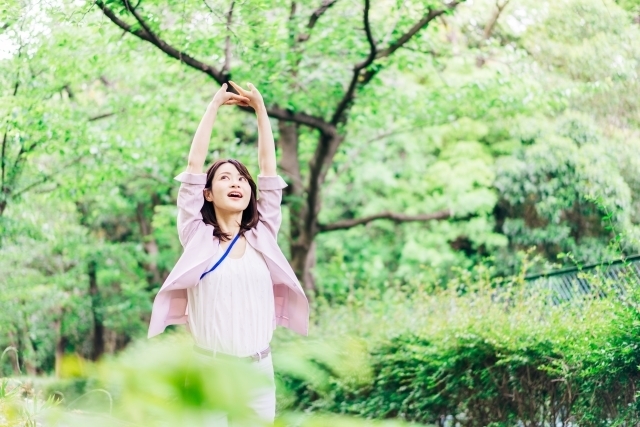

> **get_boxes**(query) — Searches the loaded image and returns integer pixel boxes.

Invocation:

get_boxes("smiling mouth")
[227,191,243,199]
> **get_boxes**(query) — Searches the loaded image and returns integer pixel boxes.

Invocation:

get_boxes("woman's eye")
[240,177,246,181]
[220,176,229,180]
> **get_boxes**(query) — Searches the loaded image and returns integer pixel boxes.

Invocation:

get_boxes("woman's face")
[204,163,252,213]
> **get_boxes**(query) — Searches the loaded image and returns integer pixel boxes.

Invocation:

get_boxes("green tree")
[93,0,468,293]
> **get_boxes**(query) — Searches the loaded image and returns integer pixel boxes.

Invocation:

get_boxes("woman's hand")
[211,83,250,109]
[228,81,265,111]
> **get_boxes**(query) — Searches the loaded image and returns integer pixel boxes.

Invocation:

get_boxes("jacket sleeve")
[174,172,207,247]
[257,175,288,239]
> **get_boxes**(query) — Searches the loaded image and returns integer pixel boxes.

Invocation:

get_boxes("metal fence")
[524,255,640,303]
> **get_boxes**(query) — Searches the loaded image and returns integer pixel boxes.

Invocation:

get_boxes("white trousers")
[199,353,276,426]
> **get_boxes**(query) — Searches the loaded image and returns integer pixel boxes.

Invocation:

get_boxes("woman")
[147,81,310,424]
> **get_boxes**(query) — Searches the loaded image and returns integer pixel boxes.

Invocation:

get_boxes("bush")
[4,256,640,426]
[1,335,415,427]
[280,262,640,426]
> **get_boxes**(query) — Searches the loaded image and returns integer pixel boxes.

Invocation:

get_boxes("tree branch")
[297,0,338,42]
[96,0,332,134]
[96,0,226,83]
[330,2,462,127]
[269,106,335,135]
[289,0,338,92]
[3,81,20,199]
[330,0,376,125]
[222,1,235,76]
[380,0,407,46]
[1,127,7,198]
[375,1,461,59]
[318,209,452,232]
[483,0,510,40]
[313,1,465,237]
[99,75,114,87]
[308,0,338,29]
[12,155,84,199]
[11,138,39,178]
[201,0,226,21]
[89,111,119,121]
[62,84,75,99]
[122,0,164,47]
[1,83,17,193]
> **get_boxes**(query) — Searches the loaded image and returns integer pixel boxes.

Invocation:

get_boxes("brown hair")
[202,159,259,241]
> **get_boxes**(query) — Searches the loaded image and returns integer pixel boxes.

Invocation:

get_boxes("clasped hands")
[211,81,264,111]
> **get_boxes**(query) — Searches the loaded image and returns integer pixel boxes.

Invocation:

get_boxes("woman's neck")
[214,208,243,237]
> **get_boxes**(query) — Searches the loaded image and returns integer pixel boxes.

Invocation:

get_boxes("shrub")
[280,261,640,426]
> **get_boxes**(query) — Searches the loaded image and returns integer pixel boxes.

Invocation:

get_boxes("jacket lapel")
[245,230,305,295]
[160,226,219,293]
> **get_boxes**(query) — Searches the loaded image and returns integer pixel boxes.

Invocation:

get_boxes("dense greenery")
[2,0,640,424]
[0,334,418,426]
[280,261,640,425]
[3,258,640,426]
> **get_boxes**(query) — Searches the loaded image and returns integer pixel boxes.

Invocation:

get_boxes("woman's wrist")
[255,102,267,115]
[208,100,222,112]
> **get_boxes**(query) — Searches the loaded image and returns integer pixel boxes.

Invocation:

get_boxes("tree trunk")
[277,120,319,294]
[277,122,345,296]
[53,309,68,378]
[20,323,37,376]
[136,198,163,288]
[104,329,117,354]
[290,237,317,294]
[88,259,104,361]
[6,328,21,375]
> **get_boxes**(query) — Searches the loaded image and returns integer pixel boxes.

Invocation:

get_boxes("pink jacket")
[147,172,309,338]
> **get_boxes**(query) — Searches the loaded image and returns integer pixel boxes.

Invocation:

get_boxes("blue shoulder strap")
[200,233,241,280]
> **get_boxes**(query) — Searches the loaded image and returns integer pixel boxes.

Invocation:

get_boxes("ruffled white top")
[187,241,274,357]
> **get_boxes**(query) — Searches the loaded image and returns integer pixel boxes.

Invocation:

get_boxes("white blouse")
[187,241,275,357]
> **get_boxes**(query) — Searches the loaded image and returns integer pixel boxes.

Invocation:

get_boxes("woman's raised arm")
[228,81,276,176]
[186,84,249,174]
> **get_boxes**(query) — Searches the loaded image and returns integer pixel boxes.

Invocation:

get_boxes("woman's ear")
[203,188,213,202]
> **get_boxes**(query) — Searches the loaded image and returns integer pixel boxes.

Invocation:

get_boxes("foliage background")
[2,0,640,424]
